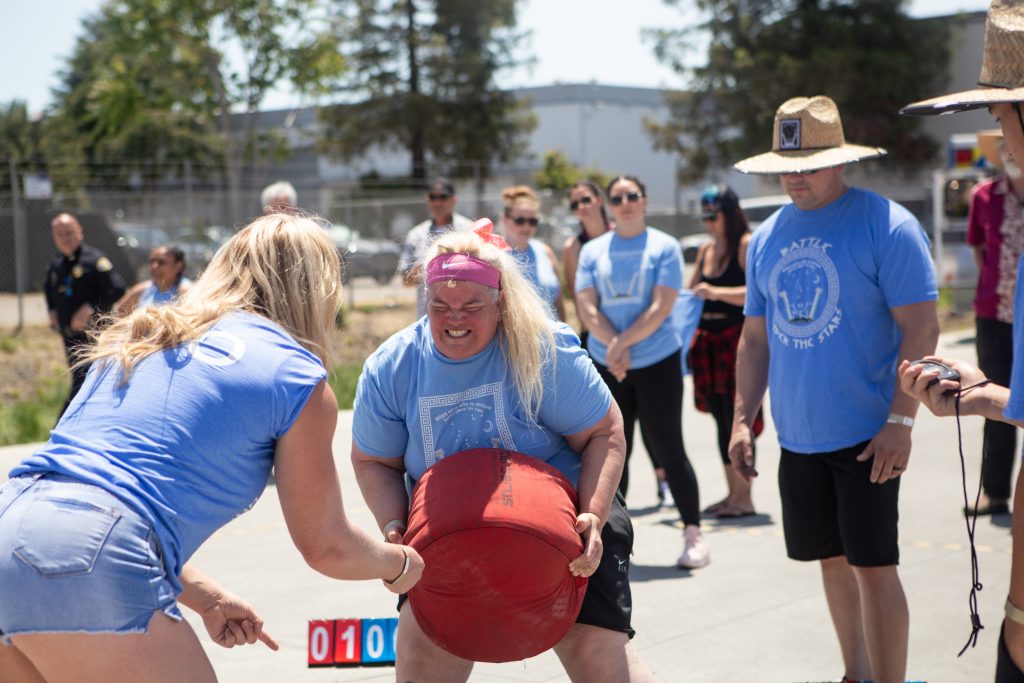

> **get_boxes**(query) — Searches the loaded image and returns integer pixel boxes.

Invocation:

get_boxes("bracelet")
[382,519,407,539]
[886,413,915,428]
[384,547,410,585]
[1007,598,1024,626]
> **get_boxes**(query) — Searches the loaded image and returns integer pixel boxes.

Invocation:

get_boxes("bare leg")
[722,464,754,513]
[553,623,658,683]
[0,644,46,683]
[820,556,871,681]
[851,565,908,683]
[394,602,473,683]
[12,612,216,683]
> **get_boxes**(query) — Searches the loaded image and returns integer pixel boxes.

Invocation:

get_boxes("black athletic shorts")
[778,440,900,567]
[397,492,635,638]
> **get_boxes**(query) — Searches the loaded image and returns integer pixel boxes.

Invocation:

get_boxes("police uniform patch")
[96,257,113,273]
[71,265,84,279]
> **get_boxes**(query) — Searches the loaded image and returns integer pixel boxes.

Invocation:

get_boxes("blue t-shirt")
[138,277,193,307]
[10,312,326,593]
[1004,253,1024,421]
[575,227,683,369]
[511,239,561,317]
[745,188,937,453]
[352,318,612,487]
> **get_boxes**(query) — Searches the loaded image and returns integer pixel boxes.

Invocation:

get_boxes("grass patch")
[0,375,66,446]
[0,336,15,354]
[328,363,365,410]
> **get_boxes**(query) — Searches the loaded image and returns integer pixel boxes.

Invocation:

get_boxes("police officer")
[45,213,126,416]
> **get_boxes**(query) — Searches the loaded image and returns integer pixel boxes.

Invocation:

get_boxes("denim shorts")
[0,474,182,644]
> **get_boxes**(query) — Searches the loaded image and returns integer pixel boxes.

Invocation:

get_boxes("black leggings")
[703,393,756,466]
[595,350,700,526]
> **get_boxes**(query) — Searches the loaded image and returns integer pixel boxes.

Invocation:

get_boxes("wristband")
[384,547,410,585]
[382,519,407,539]
[1008,598,1024,626]
[886,413,914,428]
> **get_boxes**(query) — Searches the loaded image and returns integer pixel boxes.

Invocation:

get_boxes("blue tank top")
[138,278,192,306]
[511,239,561,316]
[10,312,326,594]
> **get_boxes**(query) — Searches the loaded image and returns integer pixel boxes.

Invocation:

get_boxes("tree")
[318,0,535,184]
[51,0,345,219]
[0,101,88,200]
[533,150,609,194]
[646,0,952,182]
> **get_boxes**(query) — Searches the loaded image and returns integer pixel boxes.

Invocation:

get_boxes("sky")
[0,0,992,115]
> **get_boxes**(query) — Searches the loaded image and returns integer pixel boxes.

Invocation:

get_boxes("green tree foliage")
[319,0,536,182]
[647,0,952,182]
[0,101,88,200]
[51,0,344,215]
[533,150,609,194]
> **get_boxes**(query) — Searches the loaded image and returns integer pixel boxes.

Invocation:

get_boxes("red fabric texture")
[688,322,765,437]
[405,448,588,663]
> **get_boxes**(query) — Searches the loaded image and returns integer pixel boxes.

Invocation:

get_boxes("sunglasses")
[428,193,451,201]
[569,196,594,211]
[609,191,643,206]
[701,211,719,222]
[507,216,540,227]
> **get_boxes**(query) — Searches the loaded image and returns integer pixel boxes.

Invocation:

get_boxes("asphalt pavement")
[0,328,1014,682]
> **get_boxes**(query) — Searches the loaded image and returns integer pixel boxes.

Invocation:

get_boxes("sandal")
[702,499,730,515]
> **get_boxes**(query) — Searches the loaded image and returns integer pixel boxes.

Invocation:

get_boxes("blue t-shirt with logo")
[1004,253,1024,423]
[511,239,561,317]
[352,318,612,487]
[575,227,683,369]
[745,188,937,453]
[10,312,326,593]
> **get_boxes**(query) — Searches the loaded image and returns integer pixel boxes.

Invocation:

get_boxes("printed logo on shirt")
[191,330,247,367]
[598,248,647,307]
[766,237,842,350]
[418,382,516,467]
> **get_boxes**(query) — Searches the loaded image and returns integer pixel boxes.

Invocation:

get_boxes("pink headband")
[426,252,501,290]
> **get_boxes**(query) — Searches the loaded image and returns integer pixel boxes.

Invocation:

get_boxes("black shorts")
[397,492,635,639]
[778,440,900,567]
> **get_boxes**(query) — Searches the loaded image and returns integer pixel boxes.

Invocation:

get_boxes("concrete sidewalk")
[0,328,1011,682]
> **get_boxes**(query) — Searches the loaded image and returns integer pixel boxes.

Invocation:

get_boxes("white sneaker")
[677,526,710,569]
[658,480,675,508]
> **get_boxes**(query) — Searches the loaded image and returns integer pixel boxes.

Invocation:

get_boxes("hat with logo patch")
[734,95,887,175]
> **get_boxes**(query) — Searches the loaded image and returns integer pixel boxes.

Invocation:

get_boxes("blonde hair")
[81,213,342,381]
[501,185,540,212]
[423,231,555,419]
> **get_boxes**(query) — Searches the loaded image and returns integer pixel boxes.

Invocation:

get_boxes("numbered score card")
[308,618,399,667]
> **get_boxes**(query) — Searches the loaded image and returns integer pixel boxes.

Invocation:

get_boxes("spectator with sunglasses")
[687,184,764,519]
[576,175,709,569]
[398,178,475,317]
[500,185,564,320]
[562,180,613,304]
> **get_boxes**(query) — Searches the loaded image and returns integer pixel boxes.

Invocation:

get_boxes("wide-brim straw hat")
[734,96,886,175]
[978,128,1006,168]
[901,0,1024,116]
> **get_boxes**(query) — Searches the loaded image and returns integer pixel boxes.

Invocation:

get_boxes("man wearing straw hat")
[901,1,1024,679]
[729,95,939,683]
[966,129,1024,520]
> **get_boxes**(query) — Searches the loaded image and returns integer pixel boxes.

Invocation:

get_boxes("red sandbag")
[405,448,588,662]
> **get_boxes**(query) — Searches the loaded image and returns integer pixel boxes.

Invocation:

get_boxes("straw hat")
[901,0,1024,115]
[978,128,1006,168]
[734,96,886,175]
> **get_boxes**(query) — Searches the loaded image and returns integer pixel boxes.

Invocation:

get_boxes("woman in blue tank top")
[115,245,193,315]
[0,214,424,681]
[500,185,565,321]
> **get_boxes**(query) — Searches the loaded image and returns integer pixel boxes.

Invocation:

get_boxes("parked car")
[680,194,791,263]
[326,223,402,284]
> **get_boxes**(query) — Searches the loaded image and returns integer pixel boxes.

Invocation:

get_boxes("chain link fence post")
[9,157,28,333]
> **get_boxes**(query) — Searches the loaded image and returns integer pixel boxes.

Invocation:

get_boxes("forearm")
[706,285,746,307]
[577,295,619,346]
[351,456,411,532]
[617,305,671,348]
[178,564,225,613]
[890,306,940,419]
[734,328,769,427]
[575,433,625,527]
